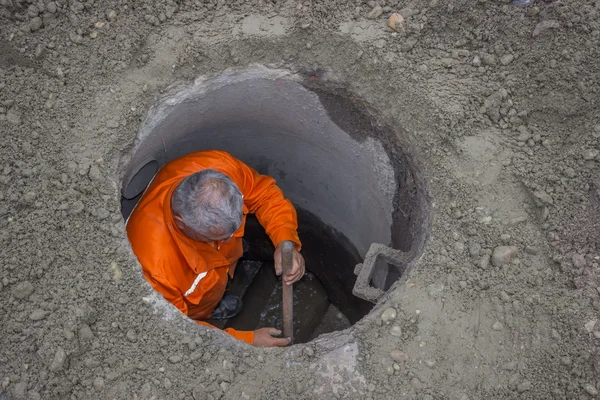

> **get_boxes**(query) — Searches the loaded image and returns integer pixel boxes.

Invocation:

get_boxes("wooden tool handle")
[281,241,294,343]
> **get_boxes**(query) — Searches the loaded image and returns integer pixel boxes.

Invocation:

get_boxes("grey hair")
[171,169,243,238]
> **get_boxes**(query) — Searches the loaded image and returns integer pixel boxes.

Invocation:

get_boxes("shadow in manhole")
[119,66,431,343]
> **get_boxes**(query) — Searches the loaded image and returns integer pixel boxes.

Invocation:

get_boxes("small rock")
[79,325,94,341]
[368,383,376,392]
[49,347,67,372]
[303,346,314,357]
[390,349,408,362]
[533,190,553,205]
[70,200,85,215]
[459,280,467,289]
[29,17,43,32]
[502,361,517,371]
[478,254,490,270]
[572,254,586,268]
[582,149,599,160]
[584,320,597,333]
[517,380,532,393]
[411,377,423,390]
[28,4,40,17]
[106,120,119,129]
[381,307,397,324]
[427,283,444,299]
[472,56,481,67]
[93,377,104,391]
[388,13,404,32]
[367,5,383,19]
[533,20,559,37]
[168,355,182,364]
[106,10,117,22]
[482,53,496,66]
[500,54,514,65]
[126,330,137,342]
[69,32,83,44]
[46,2,57,13]
[389,325,402,337]
[29,309,48,321]
[469,242,481,257]
[12,281,34,299]
[492,321,504,331]
[499,291,511,302]
[524,246,538,255]
[492,246,519,267]
[582,384,598,396]
[564,167,576,178]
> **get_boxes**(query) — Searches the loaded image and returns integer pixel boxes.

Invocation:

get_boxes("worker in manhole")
[126,150,305,347]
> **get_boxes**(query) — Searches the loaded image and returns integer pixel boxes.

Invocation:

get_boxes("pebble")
[491,246,519,267]
[583,384,598,396]
[390,349,408,362]
[126,329,137,342]
[49,347,67,372]
[472,56,482,67]
[388,13,404,32]
[367,5,383,19]
[500,291,511,302]
[29,309,48,321]
[500,54,514,65]
[13,381,26,399]
[368,383,376,392]
[93,377,104,391]
[564,167,576,178]
[584,320,596,333]
[29,17,43,32]
[459,280,467,289]
[524,246,538,255]
[491,321,504,331]
[469,243,481,257]
[6,109,22,125]
[168,355,182,364]
[28,4,40,17]
[107,10,117,22]
[79,325,94,341]
[517,380,531,392]
[572,254,586,268]
[533,20,559,37]
[70,200,85,215]
[88,165,102,181]
[389,325,402,337]
[46,2,57,13]
[12,281,34,299]
[582,149,599,160]
[69,32,83,44]
[482,53,496,66]
[411,377,423,390]
[478,254,490,270]
[381,307,397,324]
[303,346,314,357]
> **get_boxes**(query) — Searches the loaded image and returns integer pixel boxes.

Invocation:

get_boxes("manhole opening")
[119,67,430,344]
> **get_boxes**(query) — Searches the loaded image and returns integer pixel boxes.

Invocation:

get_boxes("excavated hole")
[119,67,430,344]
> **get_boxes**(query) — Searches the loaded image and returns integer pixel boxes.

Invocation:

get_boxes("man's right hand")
[253,327,291,347]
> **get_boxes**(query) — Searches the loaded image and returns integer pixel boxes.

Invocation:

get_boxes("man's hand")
[253,327,291,347]
[274,241,305,286]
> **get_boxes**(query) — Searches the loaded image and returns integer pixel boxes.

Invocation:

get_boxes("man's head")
[171,169,243,243]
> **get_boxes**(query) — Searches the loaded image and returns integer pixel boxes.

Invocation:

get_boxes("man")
[126,150,305,347]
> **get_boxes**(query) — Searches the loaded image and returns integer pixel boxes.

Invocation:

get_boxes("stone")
[49,347,67,372]
[381,307,397,324]
[388,13,404,32]
[29,17,43,32]
[584,320,596,333]
[106,119,119,129]
[572,254,586,268]
[390,349,408,362]
[93,377,104,391]
[532,20,559,37]
[517,380,532,393]
[12,281,34,299]
[13,381,26,399]
[29,309,48,321]
[482,53,496,66]
[46,2,57,13]
[478,254,490,270]
[302,346,314,357]
[492,321,504,331]
[491,246,518,267]
[168,355,182,364]
[389,325,402,337]
[79,325,95,341]
[564,167,576,178]
[126,330,137,342]
[472,56,481,67]
[533,190,553,205]
[88,165,102,181]
[367,5,383,19]
[583,384,598,396]
[500,54,514,65]
[582,149,599,160]
[69,32,83,44]
[107,10,117,22]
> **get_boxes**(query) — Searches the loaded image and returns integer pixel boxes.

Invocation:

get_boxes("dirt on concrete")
[0,0,599,399]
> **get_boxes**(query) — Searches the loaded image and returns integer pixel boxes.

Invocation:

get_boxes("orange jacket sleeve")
[234,159,301,250]
[142,268,255,344]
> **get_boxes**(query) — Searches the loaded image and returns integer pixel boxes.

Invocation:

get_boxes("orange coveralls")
[126,150,301,344]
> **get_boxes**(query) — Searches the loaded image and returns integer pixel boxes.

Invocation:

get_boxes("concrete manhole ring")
[118,65,432,344]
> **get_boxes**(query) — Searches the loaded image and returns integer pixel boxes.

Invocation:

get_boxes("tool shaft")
[281,241,294,343]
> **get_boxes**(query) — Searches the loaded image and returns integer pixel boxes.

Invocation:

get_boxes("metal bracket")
[352,243,412,303]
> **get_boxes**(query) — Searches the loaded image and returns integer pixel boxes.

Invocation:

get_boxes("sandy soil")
[1,0,599,399]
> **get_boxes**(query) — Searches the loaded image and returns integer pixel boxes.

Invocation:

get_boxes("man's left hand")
[274,241,305,286]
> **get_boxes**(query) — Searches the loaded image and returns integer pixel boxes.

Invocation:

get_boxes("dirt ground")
[1,0,599,399]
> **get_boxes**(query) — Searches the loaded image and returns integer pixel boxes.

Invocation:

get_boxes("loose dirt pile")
[0,0,598,399]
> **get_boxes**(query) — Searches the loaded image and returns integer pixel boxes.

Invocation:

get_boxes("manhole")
[119,66,430,344]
